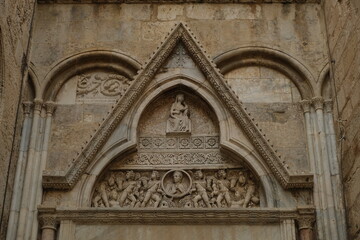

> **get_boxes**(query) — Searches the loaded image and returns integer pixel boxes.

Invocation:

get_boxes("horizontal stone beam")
[38,0,320,4]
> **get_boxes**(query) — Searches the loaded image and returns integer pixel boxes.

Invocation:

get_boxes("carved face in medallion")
[161,169,192,198]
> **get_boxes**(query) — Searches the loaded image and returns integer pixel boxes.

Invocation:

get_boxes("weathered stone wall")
[322,0,360,239]
[0,0,35,238]
[31,3,328,176]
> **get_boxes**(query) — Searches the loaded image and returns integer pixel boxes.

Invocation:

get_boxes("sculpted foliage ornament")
[92,168,260,209]
[76,73,132,99]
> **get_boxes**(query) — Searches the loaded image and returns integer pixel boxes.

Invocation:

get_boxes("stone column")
[314,97,340,239]
[297,217,315,240]
[40,217,57,240]
[31,101,57,240]
[323,99,347,240]
[6,102,33,240]
[280,219,296,240]
[16,99,43,240]
[300,99,328,240]
[299,100,316,172]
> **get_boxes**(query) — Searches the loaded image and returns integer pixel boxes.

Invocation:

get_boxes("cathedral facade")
[0,0,359,240]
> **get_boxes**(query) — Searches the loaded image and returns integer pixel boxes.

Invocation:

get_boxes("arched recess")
[26,64,41,101]
[77,75,278,208]
[40,50,142,101]
[214,47,315,99]
[318,63,332,99]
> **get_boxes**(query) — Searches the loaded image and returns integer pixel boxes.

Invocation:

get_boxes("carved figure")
[212,170,231,207]
[230,171,260,208]
[190,170,211,208]
[243,177,260,208]
[165,170,187,196]
[141,171,163,207]
[166,94,191,133]
[118,171,138,207]
[91,169,260,209]
[92,173,116,207]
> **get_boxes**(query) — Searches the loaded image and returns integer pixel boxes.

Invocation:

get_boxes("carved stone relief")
[138,91,219,136]
[92,90,261,209]
[76,72,132,103]
[166,94,191,134]
[92,168,260,209]
[110,152,231,167]
[139,136,219,150]
[163,43,195,69]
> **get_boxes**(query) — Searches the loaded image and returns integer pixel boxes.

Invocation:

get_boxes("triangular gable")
[43,23,313,190]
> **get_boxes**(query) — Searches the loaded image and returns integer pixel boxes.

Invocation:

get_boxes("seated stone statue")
[166,94,191,133]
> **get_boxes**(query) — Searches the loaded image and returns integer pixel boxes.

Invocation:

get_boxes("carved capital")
[297,216,315,230]
[324,99,333,113]
[44,101,57,116]
[40,216,57,230]
[33,99,44,113]
[299,100,312,113]
[311,97,324,110]
[22,101,33,115]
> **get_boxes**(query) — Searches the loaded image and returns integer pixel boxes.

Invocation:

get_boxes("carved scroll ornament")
[76,73,131,98]
[92,169,260,209]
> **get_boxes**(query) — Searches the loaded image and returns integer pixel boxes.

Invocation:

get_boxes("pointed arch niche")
[87,85,269,210]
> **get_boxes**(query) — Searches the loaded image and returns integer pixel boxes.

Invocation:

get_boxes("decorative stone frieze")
[92,168,260,209]
[38,207,316,225]
[76,73,132,103]
[114,152,228,166]
[38,0,319,3]
[138,136,219,150]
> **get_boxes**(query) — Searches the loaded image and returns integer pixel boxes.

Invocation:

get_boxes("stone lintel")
[38,207,315,224]
[38,0,320,4]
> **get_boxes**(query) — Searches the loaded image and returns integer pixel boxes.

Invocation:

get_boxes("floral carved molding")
[42,23,313,190]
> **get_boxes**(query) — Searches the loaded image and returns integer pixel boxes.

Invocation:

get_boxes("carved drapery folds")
[92,168,260,209]
[166,93,191,133]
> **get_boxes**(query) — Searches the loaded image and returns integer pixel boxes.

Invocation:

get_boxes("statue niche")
[166,93,191,134]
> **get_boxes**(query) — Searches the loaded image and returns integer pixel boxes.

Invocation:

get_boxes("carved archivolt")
[92,168,260,209]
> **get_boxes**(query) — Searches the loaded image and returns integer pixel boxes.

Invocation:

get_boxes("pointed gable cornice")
[43,23,313,190]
